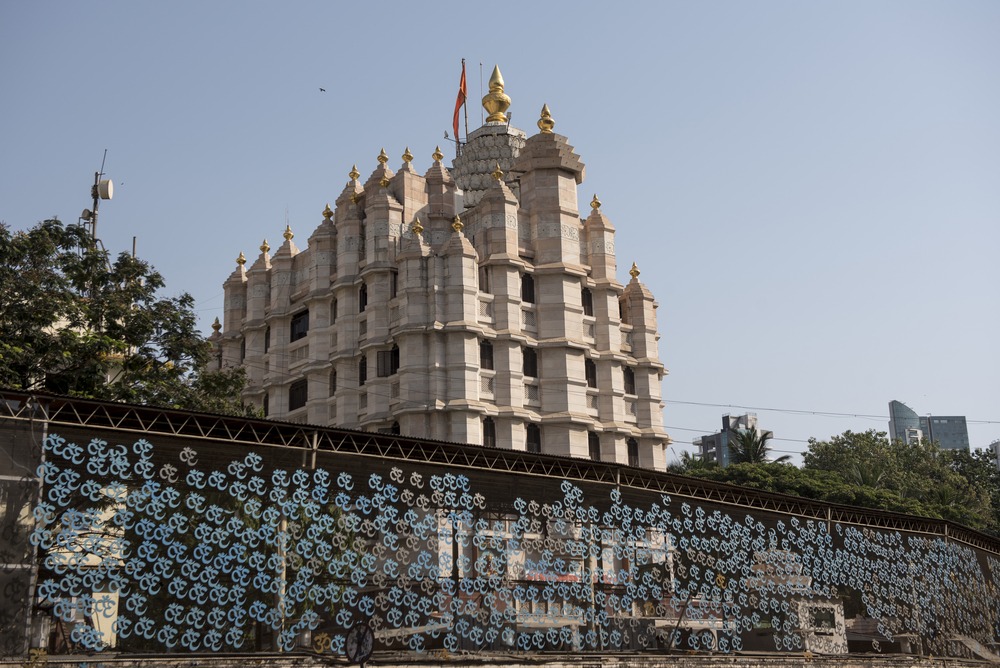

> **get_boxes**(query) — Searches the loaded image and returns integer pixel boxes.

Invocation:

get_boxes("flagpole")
[462,58,469,145]
[453,60,468,159]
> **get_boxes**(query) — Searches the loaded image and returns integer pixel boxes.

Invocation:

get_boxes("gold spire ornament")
[349,164,361,181]
[537,104,554,133]
[432,146,444,163]
[236,251,246,266]
[377,148,389,165]
[482,65,511,123]
[629,262,641,280]
[260,239,270,254]
[591,194,601,210]
[402,147,413,163]
[379,176,391,188]
[283,225,294,241]
[412,218,424,236]
[322,203,333,219]
[212,317,222,333]
[452,215,463,233]
[491,162,504,181]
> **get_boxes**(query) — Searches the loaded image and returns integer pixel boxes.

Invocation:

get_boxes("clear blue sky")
[2,2,998,461]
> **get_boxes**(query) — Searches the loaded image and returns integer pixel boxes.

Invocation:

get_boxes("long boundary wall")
[1,390,998,663]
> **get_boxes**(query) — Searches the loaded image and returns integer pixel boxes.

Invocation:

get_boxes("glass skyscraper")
[888,400,969,451]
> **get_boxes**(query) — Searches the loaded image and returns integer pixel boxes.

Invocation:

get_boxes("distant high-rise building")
[694,414,770,467]
[888,400,969,451]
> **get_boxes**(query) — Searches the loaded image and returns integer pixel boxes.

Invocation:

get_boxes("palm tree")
[668,450,719,474]
[727,428,791,465]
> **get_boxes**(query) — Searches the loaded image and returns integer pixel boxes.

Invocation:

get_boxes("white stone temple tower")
[212,67,671,469]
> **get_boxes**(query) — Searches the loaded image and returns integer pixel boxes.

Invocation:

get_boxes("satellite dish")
[97,179,114,200]
[81,209,93,221]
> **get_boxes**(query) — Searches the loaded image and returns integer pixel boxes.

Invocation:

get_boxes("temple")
[212,66,671,469]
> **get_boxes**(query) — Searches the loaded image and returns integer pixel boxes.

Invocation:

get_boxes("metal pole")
[90,171,101,240]
[23,397,50,654]
[462,58,469,142]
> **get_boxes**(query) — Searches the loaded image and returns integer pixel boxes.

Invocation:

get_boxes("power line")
[664,399,999,425]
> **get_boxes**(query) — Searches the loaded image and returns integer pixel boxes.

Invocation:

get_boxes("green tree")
[0,218,252,415]
[668,450,719,474]
[803,430,896,489]
[728,428,791,465]
[803,430,997,533]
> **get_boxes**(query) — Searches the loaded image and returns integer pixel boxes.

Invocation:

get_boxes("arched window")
[483,417,497,448]
[289,379,308,411]
[627,438,640,467]
[329,370,337,397]
[358,355,367,386]
[479,265,491,293]
[240,339,246,361]
[378,344,400,377]
[522,347,538,378]
[390,421,400,435]
[480,340,494,370]
[526,424,541,454]
[520,273,535,303]
[262,392,269,417]
[585,359,597,388]
[359,283,368,312]
[589,432,601,461]
[331,298,338,324]
[623,366,636,395]
[290,310,309,342]
[582,287,594,316]
[264,326,271,352]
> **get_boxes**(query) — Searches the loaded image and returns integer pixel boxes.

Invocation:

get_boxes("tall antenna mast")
[81,149,113,241]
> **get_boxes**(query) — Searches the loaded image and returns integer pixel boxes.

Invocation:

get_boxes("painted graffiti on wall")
[17,433,1000,657]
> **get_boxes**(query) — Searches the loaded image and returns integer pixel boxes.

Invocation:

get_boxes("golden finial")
[260,239,270,254]
[432,145,444,163]
[211,317,222,333]
[629,262,640,280]
[537,104,554,133]
[283,224,294,241]
[402,147,413,163]
[322,203,333,219]
[379,176,391,188]
[236,251,246,266]
[482,65,511,123]
[350,192,360,204]
[377,148,389,165]
[349,164,360,181]
[452,215,463,233]
[491,162,504,181]
[411,218,424,236]
[591,194,601,210]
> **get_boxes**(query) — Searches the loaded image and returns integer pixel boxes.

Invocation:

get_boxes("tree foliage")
[728,428,791,465]
[803,430,995,531]
[673,429,1000,535]
[0,219,252,415]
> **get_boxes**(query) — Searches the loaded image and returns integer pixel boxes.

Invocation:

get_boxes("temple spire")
[538,104,554,133]
[482,65,511,123]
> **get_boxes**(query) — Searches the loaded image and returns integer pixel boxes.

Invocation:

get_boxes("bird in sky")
[319,88,326,92]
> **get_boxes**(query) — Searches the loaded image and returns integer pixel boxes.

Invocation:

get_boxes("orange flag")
[453,61,467,141]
